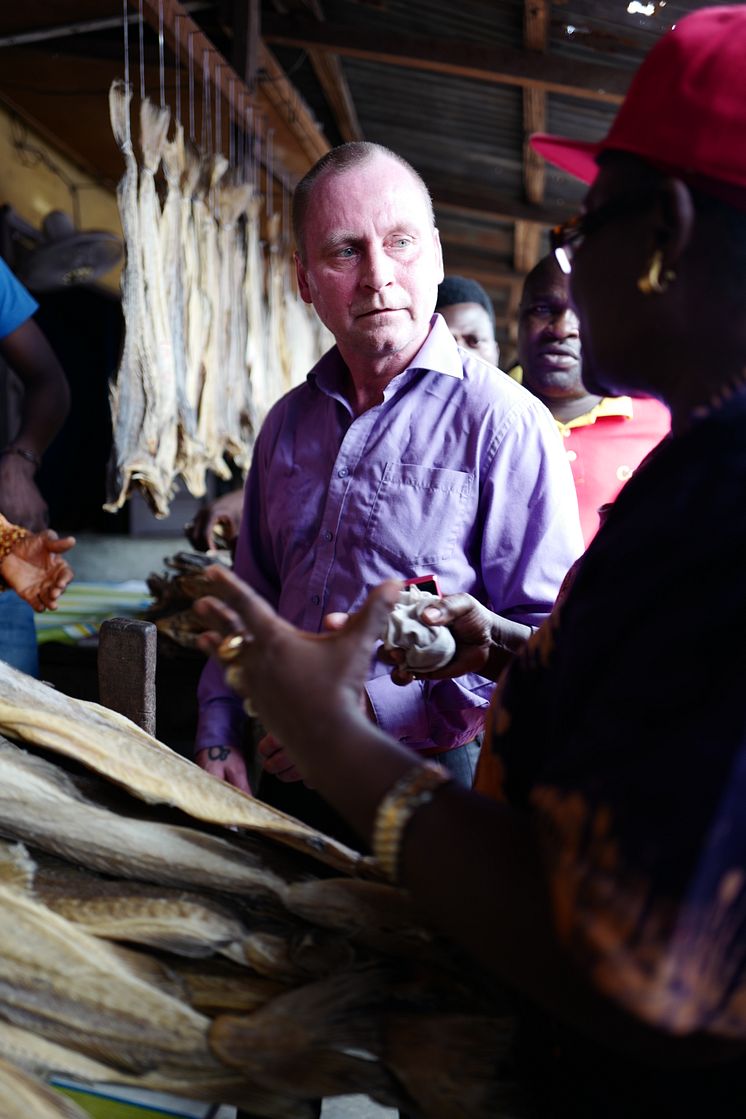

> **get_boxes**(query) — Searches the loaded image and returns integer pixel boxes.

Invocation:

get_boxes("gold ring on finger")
[217,632,252,663]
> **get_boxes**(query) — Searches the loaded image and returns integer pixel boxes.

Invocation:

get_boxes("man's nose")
[361,245,394,289]
[546,308,580,338]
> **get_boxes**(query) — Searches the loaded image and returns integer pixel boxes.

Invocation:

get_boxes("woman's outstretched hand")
[195,567,401,776]
[1,529,75,611]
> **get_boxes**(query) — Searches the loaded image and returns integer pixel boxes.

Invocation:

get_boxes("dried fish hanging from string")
[105,81,158,516]
[160,120,205,492]
[193,153,233,483]
[180,143,212,496]
[218,175,256,472]
[265,211,294,400]
[106,89,179,518]
[244,189,272,426]
[282,253,329,390]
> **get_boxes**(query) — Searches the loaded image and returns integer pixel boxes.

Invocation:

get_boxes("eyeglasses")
[550,194,655,275]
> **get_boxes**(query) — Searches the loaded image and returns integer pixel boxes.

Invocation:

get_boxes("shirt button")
[566,450,577,462]
[338,467,348,477]
[311,594,320,605]
[323,530,333,542]
[617,464,633,481]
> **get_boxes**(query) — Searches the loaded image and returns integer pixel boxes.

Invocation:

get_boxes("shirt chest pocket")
[366,463,474,567]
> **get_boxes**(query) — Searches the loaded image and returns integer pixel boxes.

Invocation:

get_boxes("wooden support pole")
[98,618,157,736]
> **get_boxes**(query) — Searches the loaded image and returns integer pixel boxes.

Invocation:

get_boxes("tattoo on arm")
[207,745,231,761]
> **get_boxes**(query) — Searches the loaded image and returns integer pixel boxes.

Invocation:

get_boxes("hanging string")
[253,111,261,195]
[188,31,195,142]
[122,0,130,91]
[174,14,181,125]
[282,173,290,249]
[158,0,165,109]
[202,49,212,154]
[229,79,236,166]
[266,127,275,219]
[215,63,223,156]
[138,0,145,101]
[236,92,244,172]
[246,106,255,190]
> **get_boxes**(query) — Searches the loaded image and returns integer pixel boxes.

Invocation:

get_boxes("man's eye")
[337,246,356,258]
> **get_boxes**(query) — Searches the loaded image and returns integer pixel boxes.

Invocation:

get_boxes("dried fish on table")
[0,739,309,899]
[209,969,404,1108]
[3,841,351,979]
[0,661,362,874]
[0,1019,314,1117]
[0,883,215,1072]
[0,1056,90,1119]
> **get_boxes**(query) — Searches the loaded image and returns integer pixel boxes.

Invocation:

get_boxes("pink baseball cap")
[531,6,746,209]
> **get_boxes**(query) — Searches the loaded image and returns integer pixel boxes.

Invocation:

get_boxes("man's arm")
[193,432,279,791]
[0,319,71,530]
[366,397,582,750]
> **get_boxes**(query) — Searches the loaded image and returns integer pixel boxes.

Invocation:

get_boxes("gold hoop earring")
[638,250,676,295]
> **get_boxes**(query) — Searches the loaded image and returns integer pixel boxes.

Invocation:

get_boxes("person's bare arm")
[194,566,743,1066]
[0,320,70,529]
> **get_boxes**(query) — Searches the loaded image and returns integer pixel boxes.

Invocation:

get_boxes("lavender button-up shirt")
[197,315,583,755]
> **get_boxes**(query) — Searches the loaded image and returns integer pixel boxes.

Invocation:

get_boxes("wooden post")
[98,618,157,736]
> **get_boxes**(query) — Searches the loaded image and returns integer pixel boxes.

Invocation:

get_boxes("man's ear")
[433,227,445,284]
[652,178,696,271]
[295,251,313,305]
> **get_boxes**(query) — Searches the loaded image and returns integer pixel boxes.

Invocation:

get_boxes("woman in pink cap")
[196,9,746,1116]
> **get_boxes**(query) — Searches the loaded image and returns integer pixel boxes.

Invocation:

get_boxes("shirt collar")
[308,314,465,401]
[556,395,634,434]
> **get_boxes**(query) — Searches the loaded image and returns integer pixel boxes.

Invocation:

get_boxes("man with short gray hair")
[195,142,582,839]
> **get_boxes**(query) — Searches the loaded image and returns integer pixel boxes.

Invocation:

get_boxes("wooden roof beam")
[139,0,329,183]
[431,183,571,229]
[261,14,630,104]
[268,0,362,142]
[514,0,549,276]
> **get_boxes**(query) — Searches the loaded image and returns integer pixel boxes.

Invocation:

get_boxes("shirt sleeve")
[0,257,38,338]
[368,395,583,753]
[194,429,280,754]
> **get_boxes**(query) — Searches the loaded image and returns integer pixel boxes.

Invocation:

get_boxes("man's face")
[518,265,584,401]
[295,153,444,371]
[440,302,500,366]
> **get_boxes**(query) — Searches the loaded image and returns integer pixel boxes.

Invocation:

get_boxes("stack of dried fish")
[107,82,333,519]
[0,662,525,1118]
[143,550,226,650]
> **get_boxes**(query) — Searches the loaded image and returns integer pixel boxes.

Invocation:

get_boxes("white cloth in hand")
[380,586,456,671]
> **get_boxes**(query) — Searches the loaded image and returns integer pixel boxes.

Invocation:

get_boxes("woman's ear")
[653,177,696,270]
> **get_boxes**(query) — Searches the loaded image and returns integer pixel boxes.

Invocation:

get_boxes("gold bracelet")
[0,514,29,564]
[372,761,452,883]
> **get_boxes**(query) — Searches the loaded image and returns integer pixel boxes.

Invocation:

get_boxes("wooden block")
[98,618,157,735]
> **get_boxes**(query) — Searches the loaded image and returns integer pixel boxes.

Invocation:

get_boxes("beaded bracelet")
[372,760,452,883]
